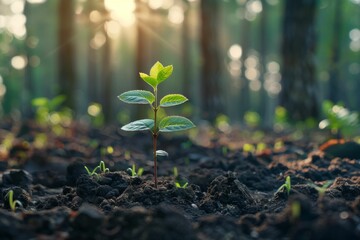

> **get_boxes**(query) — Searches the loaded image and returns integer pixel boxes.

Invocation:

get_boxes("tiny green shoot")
[175,182,188,188]
[127,164,144,177]
[307,180,333,199]
[5,190,23,212]
[275,175,291,196]
[118,61,196,188]
[84,160,109,177]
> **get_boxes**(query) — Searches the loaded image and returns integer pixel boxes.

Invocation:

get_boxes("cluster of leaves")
[118,62,195,135]
[31,95,73,135]
[319,100,359,139]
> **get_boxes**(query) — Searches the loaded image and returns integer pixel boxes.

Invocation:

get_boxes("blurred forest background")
[0,0,359,128]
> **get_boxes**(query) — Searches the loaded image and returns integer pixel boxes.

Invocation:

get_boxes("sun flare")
[104,0,136,27]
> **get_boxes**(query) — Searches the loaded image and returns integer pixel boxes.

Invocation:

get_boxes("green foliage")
[31,95,73,135]
[84,160,109,177]
[319,100,359,139]
[275,176,291,196]
[244,111,261,128]
[242,142,267,155]
[127,164,144,177]
[5,190,23,212]
[274,106,289,131]
[118,61,196,188]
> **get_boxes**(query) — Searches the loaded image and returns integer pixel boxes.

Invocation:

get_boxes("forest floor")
[0,119,360,240]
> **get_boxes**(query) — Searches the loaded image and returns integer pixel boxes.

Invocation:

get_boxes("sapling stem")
[153,88,158,188]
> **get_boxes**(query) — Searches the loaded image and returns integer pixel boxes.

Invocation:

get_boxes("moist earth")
[0,120,360,239]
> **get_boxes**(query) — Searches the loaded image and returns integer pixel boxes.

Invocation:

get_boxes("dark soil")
[1,120,360,240]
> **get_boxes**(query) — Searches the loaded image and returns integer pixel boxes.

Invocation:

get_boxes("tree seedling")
[5,190,23,212]
[127,164,144,177]
[84,160,109,177]
[307,180,333,200]
[175,182,188,188]
[172,167,188,188]
[275,175,291,196]
[118,61,195,188]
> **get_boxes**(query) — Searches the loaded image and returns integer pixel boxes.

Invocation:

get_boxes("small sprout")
[275,175,291,196]
[308,180,333,199]
[84,165,100,176]
[127,164,144,177]
[84,160,109,177]
[175,182,188,188]
[118,61,196,188]
[99,160,110,173]
[5,190,23,212]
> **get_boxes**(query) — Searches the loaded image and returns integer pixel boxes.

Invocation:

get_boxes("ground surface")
[0,120,360,240]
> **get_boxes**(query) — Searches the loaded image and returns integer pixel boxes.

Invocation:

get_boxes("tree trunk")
[86,0,99,104]
[58,0,76,109]
[258,0,269,127]
[200,0,222,121]
[134,0,148,119]
[24,1,34,118]
[280,0,319,122]
[328,0,343,103]
[239,17,251,122]
[99,0,112,123]
[182,0,191,98]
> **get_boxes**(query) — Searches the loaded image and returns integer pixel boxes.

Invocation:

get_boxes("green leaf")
[159,116,195,132]
[121,119,154,131]
[49,95,66,110]
[157,65,173,83]
[118,90,155,105]
[150,61,164,78]
[160,94,188,107]
[139,73,157,88]
[32,97,48,107]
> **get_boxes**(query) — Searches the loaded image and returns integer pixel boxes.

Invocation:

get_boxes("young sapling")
[127,164,144,177]
[118,61,195,188]
[5,190,23,212]
[275,175,291,196]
